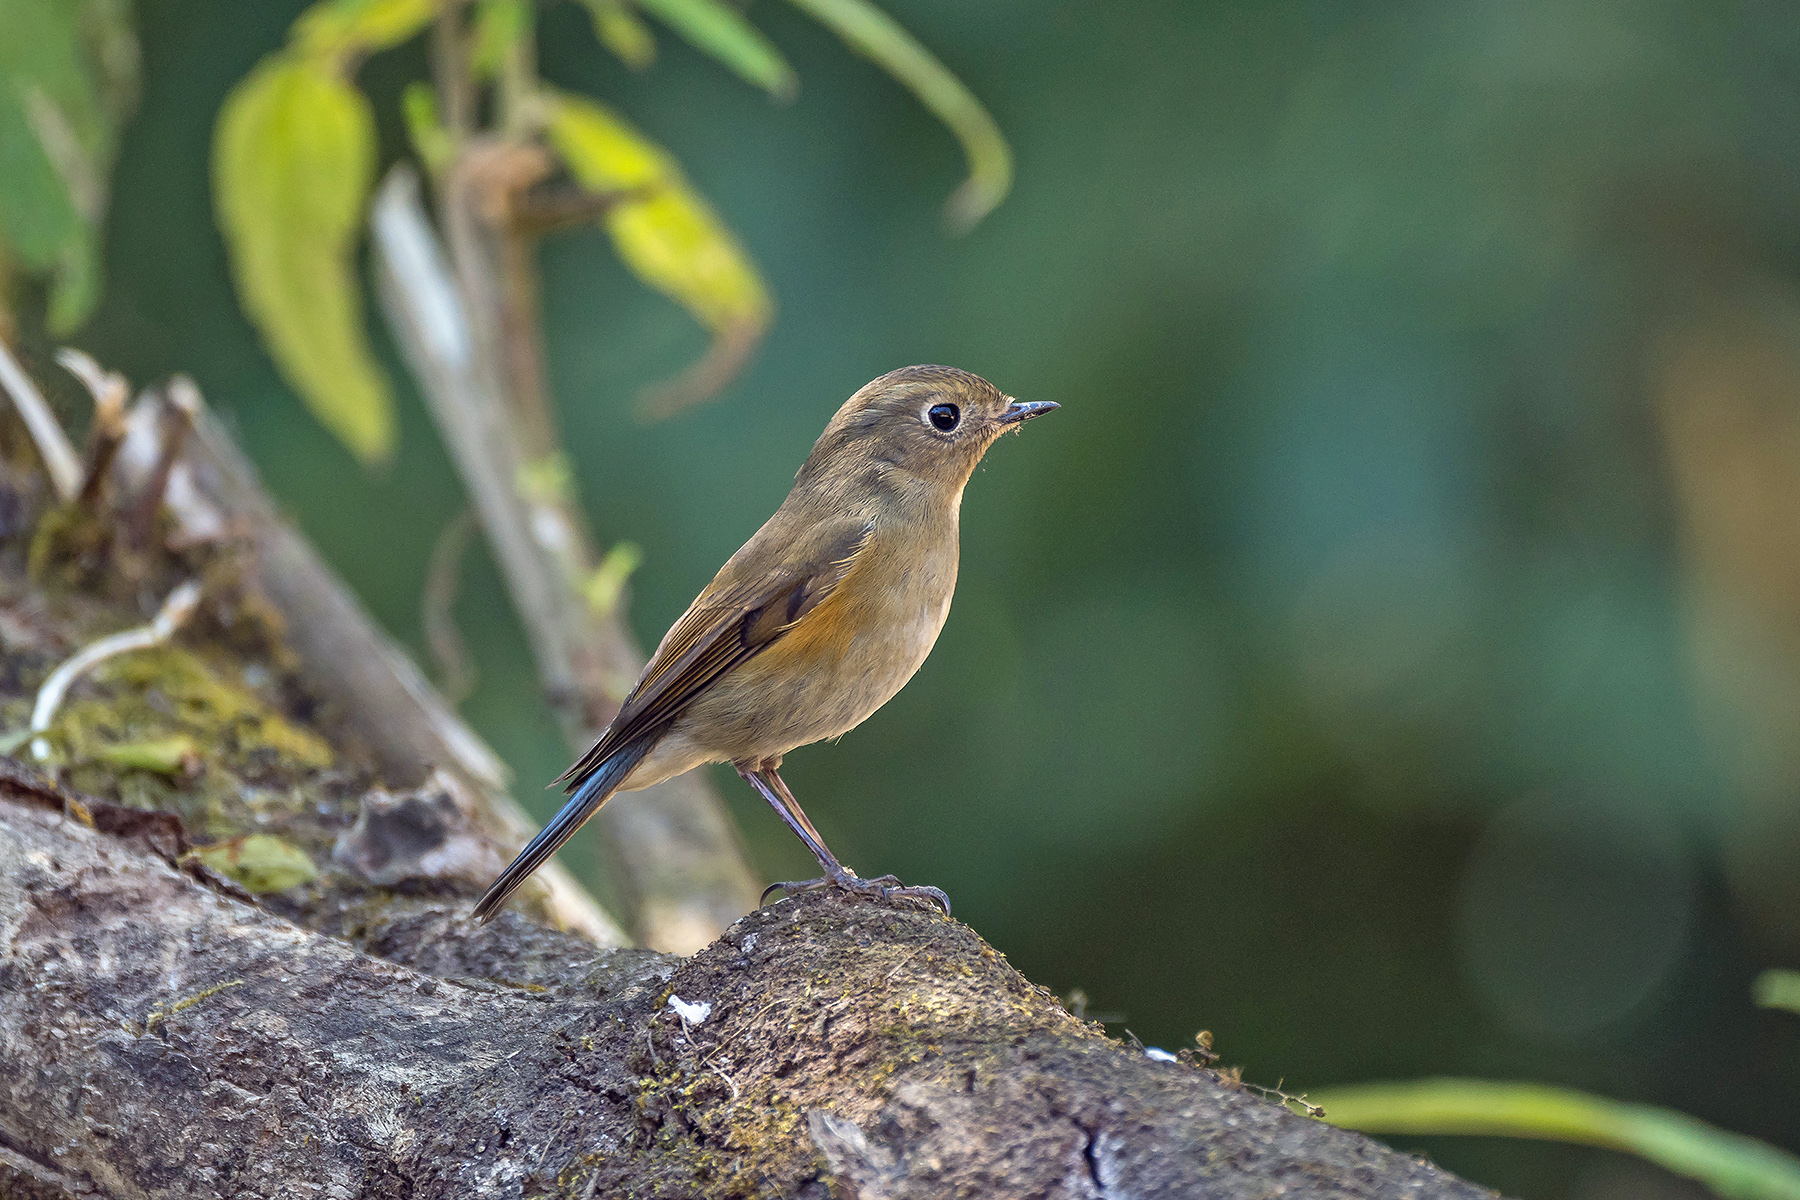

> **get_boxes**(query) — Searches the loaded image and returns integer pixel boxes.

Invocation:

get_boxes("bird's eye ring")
[928,403,960,432]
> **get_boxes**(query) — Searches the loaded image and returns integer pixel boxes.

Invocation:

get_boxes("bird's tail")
[471,737,656,923]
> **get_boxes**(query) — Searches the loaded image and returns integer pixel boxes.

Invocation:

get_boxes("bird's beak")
[996,400,1059,425]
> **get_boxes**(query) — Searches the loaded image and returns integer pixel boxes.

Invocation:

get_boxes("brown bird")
[473,366,1057,922]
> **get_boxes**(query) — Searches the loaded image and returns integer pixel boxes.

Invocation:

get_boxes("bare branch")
[0,336,81,501]
[424,506,479,704]
[122,378,197,548]
[372,164,759,952]
[637,316,766,420]
[55,348,130,506]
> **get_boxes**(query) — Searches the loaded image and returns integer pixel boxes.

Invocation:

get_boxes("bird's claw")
[760,870,951,916]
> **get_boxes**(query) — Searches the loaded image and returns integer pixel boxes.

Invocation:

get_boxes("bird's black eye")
[928,403,960,432]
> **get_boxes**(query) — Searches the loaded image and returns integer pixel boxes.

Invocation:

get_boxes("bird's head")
[798,365,1058,499]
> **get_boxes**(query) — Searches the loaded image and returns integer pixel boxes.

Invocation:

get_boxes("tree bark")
[0,777,1492,1200]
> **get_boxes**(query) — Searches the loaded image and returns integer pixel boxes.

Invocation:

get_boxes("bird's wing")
[559,516,874,788]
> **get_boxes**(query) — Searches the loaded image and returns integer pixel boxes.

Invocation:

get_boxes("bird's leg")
[734,764,845,878]
[737,764,950,915]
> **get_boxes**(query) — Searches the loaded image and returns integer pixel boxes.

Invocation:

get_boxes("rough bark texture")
[0,781,1493,1200]
[0,399,1500,1198]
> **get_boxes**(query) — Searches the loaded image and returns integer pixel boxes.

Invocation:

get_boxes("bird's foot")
[761,868,951,916]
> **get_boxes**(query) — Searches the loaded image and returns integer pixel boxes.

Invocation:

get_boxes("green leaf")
[401,80,453,175]
[95,732,198,775]
[546,91,771,334]
[213,57,394,463]
[195,834,319,893]
[783,0,1009,231]
[292,0,436,59]
[1753,970,1800,1016]
[81,0,141,129]
[0,0,123,193]
[576,0,656,71]
[469,0,530,82]
[0,76,83,267]
[583,540,643,617]
[46,225,98,334]
[634,0,795,99]
[0,238,13,337]
[0,0,139,331]
[1314,1079,1800,1200]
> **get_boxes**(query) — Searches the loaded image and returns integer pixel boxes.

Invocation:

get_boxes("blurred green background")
[23,0,1800,1194]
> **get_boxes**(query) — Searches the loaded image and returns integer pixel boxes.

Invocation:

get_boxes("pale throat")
[871,462,969,529]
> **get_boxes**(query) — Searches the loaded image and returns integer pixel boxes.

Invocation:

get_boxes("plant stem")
[372,165,759,952]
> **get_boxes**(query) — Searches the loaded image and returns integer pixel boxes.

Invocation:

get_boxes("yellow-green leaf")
[1315,1079,1800,1200]
[635,0,795,99]
[546,92,771,335]
[609,190,771,331]
[213,57,394,463]
[583,540,643,617]
[195,834,319,893]
[784,0,1009,231]
[95,732,198,775]
[401,80,453,175]
[1753,969,1800,1016]
[293,0,436,59]
[576,0,656,71]
[469,0,530,82]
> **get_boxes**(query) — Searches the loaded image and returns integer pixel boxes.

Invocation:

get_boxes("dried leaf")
[213,57,394,463]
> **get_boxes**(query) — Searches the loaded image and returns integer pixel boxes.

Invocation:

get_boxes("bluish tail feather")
[471,738,655,922]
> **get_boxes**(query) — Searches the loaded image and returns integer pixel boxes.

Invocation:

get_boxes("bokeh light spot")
[1456,789,1695,1041]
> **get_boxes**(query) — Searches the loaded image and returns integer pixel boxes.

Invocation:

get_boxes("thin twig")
[31,580,203,762]
[1245,1078,1326,1119]
[126,377,199,547]
[507,183,643,236]
[423,507,478,705]
[0,338,81,501]
[58,349,131,507]
[637,317,767,421]
[432,0,472,142]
